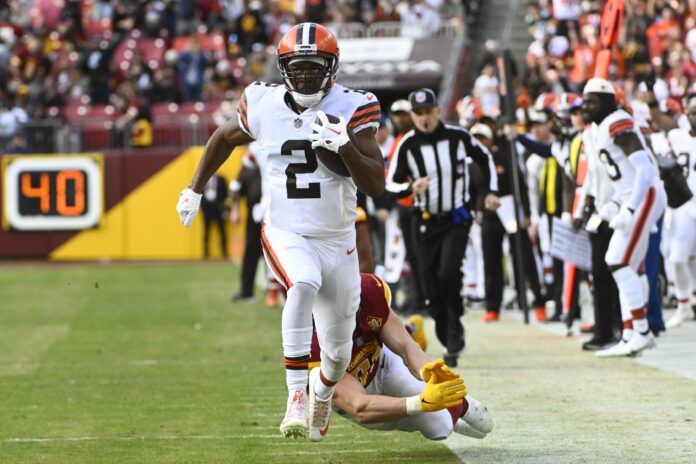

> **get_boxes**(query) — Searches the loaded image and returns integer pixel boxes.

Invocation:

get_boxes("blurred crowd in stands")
[462,0,696,124]
[0,0,469,152]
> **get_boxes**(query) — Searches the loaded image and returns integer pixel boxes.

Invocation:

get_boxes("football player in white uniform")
[176,23,386,441]
[582,78,667,357]
[664,96,696,327]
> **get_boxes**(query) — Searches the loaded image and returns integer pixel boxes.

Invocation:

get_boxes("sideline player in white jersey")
[176,23,386,441]
[664,96,696,327]
[582,78,667,357]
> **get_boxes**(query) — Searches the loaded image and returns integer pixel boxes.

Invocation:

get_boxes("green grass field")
[2,263,696,464]
[0,263,459,464]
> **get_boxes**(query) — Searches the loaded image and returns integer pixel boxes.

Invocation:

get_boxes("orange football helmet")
[555,92,582,115]
[277,23,339,107]
[534,92,559,113]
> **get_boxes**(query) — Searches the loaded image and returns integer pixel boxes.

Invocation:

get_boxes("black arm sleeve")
[517,134,553,158]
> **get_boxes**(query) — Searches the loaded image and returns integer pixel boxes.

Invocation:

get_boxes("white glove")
[598,201,620,222]
[177,188,202,227]
[609,206,634,230]
[310,110,349,153]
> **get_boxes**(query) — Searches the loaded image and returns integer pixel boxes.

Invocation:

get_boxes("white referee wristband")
[405,395,423,416]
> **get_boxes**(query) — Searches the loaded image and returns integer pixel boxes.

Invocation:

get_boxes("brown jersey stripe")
[351,108,381,120]
[349,113,381,128]
[609,121,633,133]
[610,122,633,134]
[238,109,250,133]
[609,120,633,136]
[238,93,250,133]
[351,102,380,118]
[350,109,381,124]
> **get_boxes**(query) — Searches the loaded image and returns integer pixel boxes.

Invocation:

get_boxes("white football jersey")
[668,128,696,195]
[237,82,380,237]
[588,109,660,203]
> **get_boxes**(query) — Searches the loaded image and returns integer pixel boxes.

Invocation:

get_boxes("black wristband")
[648,100,659,109]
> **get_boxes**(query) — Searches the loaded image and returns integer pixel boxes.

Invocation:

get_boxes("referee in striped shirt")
[386,88,500,366]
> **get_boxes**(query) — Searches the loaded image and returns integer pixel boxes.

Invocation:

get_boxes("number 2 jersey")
[667,128,696,196]
[587,109,661,205]
[237,82,381,237]
[310,273,392,387]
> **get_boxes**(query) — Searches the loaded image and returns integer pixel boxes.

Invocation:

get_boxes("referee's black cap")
[408,88,438,110]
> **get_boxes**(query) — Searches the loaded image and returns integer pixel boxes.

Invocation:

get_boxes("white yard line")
[5,433,348,443]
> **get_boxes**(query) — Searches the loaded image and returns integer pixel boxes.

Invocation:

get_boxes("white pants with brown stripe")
[605,186,667,271]
[261,224,361,380]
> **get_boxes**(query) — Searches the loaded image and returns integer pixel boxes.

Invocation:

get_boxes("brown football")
[314,113,352,177]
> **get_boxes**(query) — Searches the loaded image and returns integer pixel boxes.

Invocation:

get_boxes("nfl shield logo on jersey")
[294,118,303,128]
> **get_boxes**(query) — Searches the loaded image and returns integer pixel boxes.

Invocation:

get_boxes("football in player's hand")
[314,113,352,177]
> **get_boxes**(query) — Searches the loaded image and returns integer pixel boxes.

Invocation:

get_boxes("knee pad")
[320,318,355,362]
[332,266,360,318]
[612,266,644,314]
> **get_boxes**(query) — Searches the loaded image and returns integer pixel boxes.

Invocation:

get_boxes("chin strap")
[291,90,324,108]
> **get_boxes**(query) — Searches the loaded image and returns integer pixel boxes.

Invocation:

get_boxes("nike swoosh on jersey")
[346,247,356,255]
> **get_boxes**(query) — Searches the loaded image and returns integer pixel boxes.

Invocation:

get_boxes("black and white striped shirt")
[386,123,498,214]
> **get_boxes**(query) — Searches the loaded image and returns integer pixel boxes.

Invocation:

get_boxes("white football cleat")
[627,330,655,355]
[453,419,487,439]
[461,396,494,434]
[666,305,692,329]
[308,367,332,442]
[596,339,632,358]
[279,388,308,438]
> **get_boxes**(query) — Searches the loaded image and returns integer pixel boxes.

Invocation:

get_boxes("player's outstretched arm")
[339,128,386,197]
[332,371,466,424]
[177,118,254,227]
[381,309,460,383]
[333,374,412,424]
[380,309,430,379]
[190,118,254,193]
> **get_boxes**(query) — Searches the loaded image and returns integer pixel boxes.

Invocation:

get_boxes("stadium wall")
[0,147,246,260]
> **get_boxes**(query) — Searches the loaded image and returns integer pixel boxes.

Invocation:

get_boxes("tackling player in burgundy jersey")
[176,22,385,441]
[310,273,494,440]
